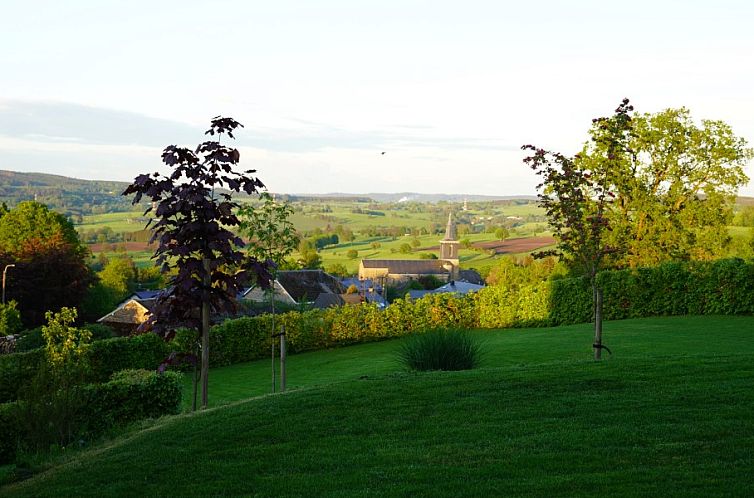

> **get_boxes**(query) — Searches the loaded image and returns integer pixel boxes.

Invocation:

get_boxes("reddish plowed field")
[89,241,155,252]
[473,236,555,254]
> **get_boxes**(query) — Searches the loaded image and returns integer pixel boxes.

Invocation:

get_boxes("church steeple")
[439,213,460,279]
[442,212,457,242]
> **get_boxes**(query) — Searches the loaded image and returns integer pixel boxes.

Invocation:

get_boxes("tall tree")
[601,108,751,267]
[0,202,93,327]
[123,116,271,409]
[524,99,634,360]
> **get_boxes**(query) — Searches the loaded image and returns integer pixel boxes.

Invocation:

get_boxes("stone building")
[358,213,461,285]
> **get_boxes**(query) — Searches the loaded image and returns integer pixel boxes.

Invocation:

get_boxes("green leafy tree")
[99,255,137,299]
[495,227,510,241]
[239,193,299,274]
[399,243,412,254]
[346,249,359,259]
[0,202,94,326]
[602,108,751,267]
[42,307,91,370]
[326,263,350,278]
[18,307,92,450]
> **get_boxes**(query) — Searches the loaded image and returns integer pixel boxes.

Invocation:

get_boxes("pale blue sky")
[1,0,753,195]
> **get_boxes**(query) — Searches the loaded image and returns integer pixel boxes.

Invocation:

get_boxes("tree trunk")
[593,282,603,361]
[200,258,211,409]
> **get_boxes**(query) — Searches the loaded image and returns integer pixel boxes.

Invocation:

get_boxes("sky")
[1,0,753,196]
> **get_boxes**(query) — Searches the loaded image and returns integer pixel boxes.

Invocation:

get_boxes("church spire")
[442,212,457,241]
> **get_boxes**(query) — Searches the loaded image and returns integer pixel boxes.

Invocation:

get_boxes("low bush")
[84,369,182,435]
[0,370,182,465]
[397,329,482,372]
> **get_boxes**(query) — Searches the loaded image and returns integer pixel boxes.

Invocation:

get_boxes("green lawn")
[3,315,751,497]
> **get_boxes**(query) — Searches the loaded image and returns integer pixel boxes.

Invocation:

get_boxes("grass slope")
[4,316,754,497]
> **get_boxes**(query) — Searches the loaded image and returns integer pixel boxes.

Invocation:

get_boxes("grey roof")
[408,290,432,300]
[277,270,345,303]
[431,281,484,295]
[360,259,450,275]
[442,212,458,241]
[133,290,161,300]
[458,269,485,285]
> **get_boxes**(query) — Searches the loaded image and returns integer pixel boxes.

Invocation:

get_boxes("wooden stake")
[280,325,286,392]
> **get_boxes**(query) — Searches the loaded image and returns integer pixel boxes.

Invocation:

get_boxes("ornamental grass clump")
[398,328,482,372]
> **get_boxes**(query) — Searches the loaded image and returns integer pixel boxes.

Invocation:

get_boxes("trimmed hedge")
[0,333,170,404]
[549,258,754,325]
[0,370,181,464]
[84,369,182,435]
[196,258,754,368]
[0,402,18,464]
[0,349,45,404]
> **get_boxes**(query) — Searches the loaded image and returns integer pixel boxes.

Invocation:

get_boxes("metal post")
[280,325,286,392]
[2,264,15,305]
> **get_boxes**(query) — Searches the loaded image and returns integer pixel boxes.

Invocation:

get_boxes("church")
[358,213,462,285]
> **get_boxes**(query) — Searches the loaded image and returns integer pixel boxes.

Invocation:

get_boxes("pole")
[280,325,286,392]
[2,264,15,305]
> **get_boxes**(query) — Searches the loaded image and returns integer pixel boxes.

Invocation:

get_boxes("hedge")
[83,369,182,435]
[0,333,171,404]
[0,370,181,465]
[195,258,754,368]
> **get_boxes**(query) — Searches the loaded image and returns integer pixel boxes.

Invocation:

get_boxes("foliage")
[87,333,172,382]
[0,201,82,255]
[0,401,18,464]
[604,108,751,267]
[122,116,271,337]
[397,328,482,371]
[0,202,94,327]
[346,249,359,259]
[524,99,634,358]
[0,332,169,404]
[325,263,350,278]
[0,301,22,336]
[14,308,92,454]
[83,369,182,435]
[0,370,182,465]
[495,227,510,241]
[41,308,91,372]
[398,243,412,254]
[238,192,299,277]
[0,349,44,403]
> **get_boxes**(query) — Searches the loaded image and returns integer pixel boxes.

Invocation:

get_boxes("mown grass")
[3,316,753,496]
[180,315,754,410]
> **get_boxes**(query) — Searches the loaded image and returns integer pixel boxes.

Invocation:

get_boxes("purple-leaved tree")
[123,117,272,408]
[523,99,634,360]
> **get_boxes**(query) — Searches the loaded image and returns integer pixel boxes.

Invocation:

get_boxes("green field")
[3,315,753,497]
[77,200,551,274]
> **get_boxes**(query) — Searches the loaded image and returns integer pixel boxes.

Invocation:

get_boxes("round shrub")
[397,329,482,372]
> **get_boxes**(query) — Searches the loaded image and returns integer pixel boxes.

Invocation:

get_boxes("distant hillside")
[313,192,538,203]
[0,170,138,217]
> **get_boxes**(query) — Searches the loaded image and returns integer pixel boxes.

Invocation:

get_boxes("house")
[241,269,345,306]
[358,213,461,285]
[97,295,157,336]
